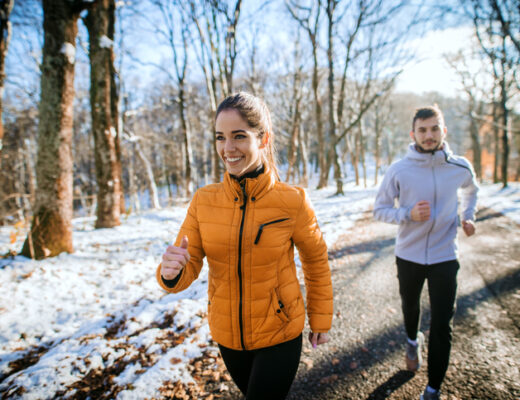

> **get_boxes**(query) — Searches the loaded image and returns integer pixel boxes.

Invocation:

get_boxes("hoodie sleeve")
[373,167,411,224]
[459,160,479,222]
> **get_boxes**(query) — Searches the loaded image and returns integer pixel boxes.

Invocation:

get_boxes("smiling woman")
[156,92,334,400]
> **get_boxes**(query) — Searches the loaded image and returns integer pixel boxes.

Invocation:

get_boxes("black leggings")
[218,334,302,400]
[396,257,459,391]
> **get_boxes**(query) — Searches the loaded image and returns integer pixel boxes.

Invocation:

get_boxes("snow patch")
[100,35,114,49]
[60,42,76,64]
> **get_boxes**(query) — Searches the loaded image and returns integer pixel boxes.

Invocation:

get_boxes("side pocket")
[271,288,290,323]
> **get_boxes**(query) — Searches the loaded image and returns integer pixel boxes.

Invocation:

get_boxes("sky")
[395,26,477,97]
[0,172,519,398]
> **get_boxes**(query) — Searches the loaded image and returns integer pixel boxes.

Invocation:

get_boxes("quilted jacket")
[156,167,333,350]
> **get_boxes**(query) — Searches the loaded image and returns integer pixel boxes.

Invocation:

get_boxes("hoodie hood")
[405,141,453,166]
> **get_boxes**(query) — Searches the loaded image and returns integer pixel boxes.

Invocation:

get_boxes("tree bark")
[299,122,309,187]
[85,0,121,228]
[326,0,343,195]
[0,0,14,164]
[374,107,381,185]
[499,58,509,188]
[135,140,160,209]
[469,101,482,180]
[21,0,83,258]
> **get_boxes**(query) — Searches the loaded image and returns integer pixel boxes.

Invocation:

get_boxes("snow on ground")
[0,177,518,399]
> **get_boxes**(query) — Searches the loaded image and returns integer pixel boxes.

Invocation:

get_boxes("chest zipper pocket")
[254,218,290,244]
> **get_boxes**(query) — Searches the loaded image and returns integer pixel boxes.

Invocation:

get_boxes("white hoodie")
[374,142,479,265]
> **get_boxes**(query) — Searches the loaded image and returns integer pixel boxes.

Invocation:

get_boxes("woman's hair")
[216,92,279,180]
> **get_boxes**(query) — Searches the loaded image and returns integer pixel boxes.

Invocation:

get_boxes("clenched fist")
[462,220,475,237]
[161,235,190,280]
[411,200,430,222]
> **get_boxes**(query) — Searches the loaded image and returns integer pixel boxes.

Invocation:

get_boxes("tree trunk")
[326,0,343,195]
[286,69,302,183]
[135,141,160,209]
[352,129,360,186]
[492,100,500,183]
[499,76,509,188]
[179,85,193,197]
[0,0,13,164]
[360,120,367,188]
[111,44,125,214]
[374,110,381,185]
[21,0,81,258]
[127,145,140,213]
[313,42,326,189]
[469,101,482,180]
[85,0,121,228]
[299,122,309,187]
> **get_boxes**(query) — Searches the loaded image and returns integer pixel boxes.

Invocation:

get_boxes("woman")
[157,92,333,399]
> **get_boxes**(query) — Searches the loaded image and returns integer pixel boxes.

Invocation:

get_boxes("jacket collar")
[405,141,453,166]
[223,164,277,202]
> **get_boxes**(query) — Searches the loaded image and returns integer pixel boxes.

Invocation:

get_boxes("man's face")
[410,116,447,153]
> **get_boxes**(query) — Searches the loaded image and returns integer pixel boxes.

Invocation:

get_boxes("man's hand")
[462,220,475,237]
[308,332,330,349]
[161,235,190,280]
[410,200,430,222]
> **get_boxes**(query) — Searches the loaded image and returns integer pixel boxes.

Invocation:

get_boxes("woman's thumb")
[180,235,189,249]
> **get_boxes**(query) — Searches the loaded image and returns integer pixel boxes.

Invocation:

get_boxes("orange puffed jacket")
[156,167,333,350]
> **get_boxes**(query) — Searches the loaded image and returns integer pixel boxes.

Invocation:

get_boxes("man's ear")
[409,130,415,141]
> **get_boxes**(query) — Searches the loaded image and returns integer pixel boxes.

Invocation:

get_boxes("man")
[373,105,479,400]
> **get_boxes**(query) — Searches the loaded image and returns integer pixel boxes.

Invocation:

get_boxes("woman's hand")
[308,331,330,349]
[161,235,190,280]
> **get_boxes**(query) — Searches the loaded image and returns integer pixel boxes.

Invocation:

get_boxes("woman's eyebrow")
[215,129,247,135]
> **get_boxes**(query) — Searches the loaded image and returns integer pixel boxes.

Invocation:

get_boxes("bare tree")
[286,0,326,188]
[285,31,304,183]
[84,0,122,228]
[465,0,519,187]
[21,0,91,259]
[446,50,488,180]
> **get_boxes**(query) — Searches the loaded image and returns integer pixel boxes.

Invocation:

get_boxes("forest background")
[0,0,519,260]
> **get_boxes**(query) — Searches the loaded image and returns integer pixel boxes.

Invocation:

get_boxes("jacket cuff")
[156,263,183,290]
[161,272,182,288]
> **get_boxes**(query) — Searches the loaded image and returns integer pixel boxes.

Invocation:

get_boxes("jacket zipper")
[237,181,247,349]
[254,218,290,244]
[424,156,437,264]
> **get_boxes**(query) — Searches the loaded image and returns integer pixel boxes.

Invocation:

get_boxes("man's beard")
[415,141,443,153]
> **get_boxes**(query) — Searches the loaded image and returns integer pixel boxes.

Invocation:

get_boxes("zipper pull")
[240,181,247,209]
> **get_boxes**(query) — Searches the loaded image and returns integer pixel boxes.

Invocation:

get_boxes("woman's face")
[215,109,264,177]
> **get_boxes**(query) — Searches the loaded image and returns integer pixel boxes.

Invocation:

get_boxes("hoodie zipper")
[424,155,437,264]
[254,218,290,244]
[237,181,247,349]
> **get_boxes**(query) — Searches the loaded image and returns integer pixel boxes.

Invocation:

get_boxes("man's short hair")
[412,105,445,130]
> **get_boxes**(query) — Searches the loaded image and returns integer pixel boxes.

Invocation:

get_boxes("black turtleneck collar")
[230,164,265,182]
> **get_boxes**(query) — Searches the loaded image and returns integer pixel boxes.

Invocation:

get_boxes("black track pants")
[396,257,459,391]
[218,334,302,400]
